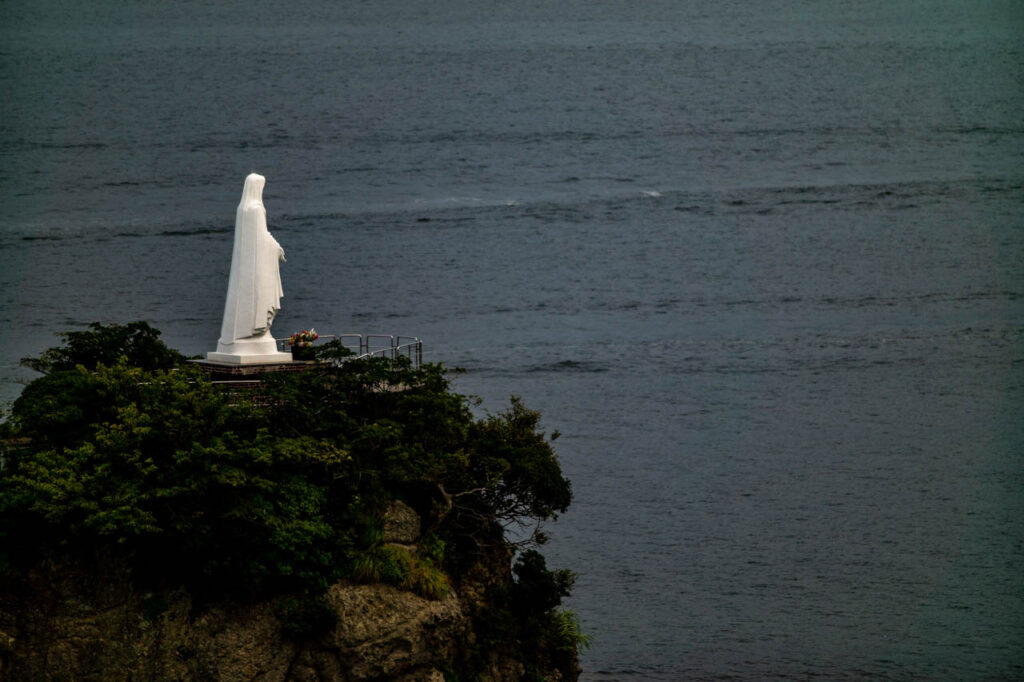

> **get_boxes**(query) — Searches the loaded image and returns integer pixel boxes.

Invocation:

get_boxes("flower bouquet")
[287,328,318,360]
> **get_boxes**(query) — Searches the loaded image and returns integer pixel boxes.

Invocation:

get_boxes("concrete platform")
[191,358,315,382]
[205,351,294,365]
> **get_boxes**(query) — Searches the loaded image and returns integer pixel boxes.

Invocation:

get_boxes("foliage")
[2,324,572,582]
[463,399,573,541]
[477,549,587,681]
[1,322,581,673]
[550,609,592,654]
[19,321,185,374]
[351,543,449,600]
[0,360,346,597]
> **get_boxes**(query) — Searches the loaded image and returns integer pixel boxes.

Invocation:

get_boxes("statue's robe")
[212,173,288,360]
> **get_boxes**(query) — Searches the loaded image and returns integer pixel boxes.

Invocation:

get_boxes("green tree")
[20,321,185,374]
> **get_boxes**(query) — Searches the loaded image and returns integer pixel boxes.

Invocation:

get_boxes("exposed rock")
[0,559,564,682]
[323,582,464,678]
[383,500,422,544]
[0,506,580,681]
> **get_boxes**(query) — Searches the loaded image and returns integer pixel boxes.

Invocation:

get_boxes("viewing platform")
[194,333,422,384]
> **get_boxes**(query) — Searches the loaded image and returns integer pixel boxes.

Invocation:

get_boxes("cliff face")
[0,505,556,681]
[0,572,515,682]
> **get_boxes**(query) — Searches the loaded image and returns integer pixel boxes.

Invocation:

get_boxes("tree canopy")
[1,325,572,599]
[1,323,585,677]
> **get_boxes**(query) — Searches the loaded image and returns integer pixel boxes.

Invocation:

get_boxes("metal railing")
[278,333,422,369]
[337,334,423,368]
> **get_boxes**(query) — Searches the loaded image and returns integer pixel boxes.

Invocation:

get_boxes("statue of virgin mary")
[207,173,293,364]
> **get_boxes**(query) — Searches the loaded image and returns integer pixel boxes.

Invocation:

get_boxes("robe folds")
[218,173,285,345]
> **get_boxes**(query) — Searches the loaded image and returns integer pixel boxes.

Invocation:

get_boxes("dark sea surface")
[2,1,1023,679]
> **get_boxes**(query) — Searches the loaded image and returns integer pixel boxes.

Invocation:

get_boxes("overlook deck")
[194,333,422,384]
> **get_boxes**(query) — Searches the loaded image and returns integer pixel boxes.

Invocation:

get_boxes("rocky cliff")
[0,502,573,681]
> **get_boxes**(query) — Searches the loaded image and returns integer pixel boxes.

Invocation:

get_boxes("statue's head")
[241,173,266,205]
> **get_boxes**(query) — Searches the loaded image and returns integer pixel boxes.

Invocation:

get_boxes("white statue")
[206,173,293,364]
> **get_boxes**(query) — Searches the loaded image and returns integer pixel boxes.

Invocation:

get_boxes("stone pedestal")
[192,358,312,383]
[206,332,292,365]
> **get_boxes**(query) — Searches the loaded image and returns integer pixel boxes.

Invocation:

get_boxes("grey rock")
[383,500,422,544]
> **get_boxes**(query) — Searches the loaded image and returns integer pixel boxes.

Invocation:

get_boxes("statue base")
[206,333,292,365]
[192,358,313,384]
[204,351,294,365]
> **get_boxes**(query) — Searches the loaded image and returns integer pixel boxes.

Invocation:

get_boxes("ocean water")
[2,1,1023,679]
